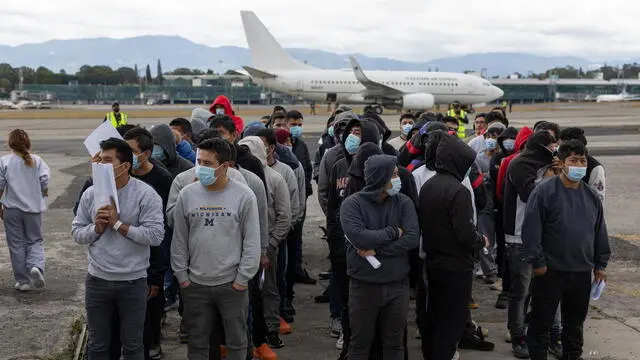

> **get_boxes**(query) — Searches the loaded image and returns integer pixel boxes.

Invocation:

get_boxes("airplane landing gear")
[365,104,384,114]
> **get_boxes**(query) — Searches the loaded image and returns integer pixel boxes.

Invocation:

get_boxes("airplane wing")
[349,56,404,98]
[242,66,277,79]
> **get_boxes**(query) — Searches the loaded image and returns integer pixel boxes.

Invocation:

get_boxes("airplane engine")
[401,93,435,110]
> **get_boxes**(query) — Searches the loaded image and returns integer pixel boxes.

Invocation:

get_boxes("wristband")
[113,220,123,231]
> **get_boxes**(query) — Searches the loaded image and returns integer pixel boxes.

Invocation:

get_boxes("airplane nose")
[494,86,504,99]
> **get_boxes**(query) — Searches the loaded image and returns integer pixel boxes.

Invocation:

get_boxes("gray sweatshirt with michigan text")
[171,179,261,287]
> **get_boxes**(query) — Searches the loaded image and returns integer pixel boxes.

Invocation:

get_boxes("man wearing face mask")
[72,138,165,360]
[149,124,194,178]
[522,140,610,360]
[124,127,174,359]
[340,155,420,360]
[209,95,244,133]
[171,139,260,360]
[286,111,312,198]
[388,113,416,151]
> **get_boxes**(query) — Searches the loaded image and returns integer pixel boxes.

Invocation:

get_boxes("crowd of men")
[68,96,610,360]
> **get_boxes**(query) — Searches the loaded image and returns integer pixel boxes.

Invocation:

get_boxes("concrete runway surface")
[0,108,639,359]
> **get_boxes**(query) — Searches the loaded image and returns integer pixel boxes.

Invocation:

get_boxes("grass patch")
[41,316,86,360]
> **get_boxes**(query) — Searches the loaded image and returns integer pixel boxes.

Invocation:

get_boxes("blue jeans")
[85,274,148,360]
[329,272,343,319]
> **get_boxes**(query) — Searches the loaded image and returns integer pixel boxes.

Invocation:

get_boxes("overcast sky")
[1,0,638,61]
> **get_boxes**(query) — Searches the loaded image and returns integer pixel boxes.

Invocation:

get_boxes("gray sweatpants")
[349,277,410,360]
[3,208,45,285]
[262,248,280,332]
[182,282,249,360]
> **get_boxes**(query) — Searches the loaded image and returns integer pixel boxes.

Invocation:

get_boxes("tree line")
[509,63,640,80]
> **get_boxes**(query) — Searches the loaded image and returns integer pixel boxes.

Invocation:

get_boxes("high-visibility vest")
[502,100,508,108]
[106,112,128,128]
[447,109,467,139]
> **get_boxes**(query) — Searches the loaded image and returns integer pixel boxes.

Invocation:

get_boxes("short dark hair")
[116,124,138,137]
[534,121,560,136]
[100,137,133,165]
[194,128,221,145]
[197,138,233,164]
[559,127,587,146]
[286,110,303,120]
[399,113,416,122]
[123,127,154,153]
[169,118,193,135]
[474,113,487,120]
[492,106,506,116]
[443,116,459,124]
[257,129,277,147]
[558,139,587,160]
[273,105,287,114]
[210,115,236,134]
[485,111,508,127]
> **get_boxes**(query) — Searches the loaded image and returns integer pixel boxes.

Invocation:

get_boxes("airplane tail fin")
[240,11,315,71]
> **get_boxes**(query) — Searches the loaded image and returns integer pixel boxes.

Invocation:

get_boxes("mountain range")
[0,35,630,76]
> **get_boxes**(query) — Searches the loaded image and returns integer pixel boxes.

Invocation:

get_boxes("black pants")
[286,218,304,302]
[423,267,472,360]
[110,287,165,360]
[495,209,510,292]
[330,252,350,357]
[527,269,591,360]
[249,270,269,347]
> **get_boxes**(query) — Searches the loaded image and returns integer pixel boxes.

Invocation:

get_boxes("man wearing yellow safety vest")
[447,101,468,139]
[103,102,128,127]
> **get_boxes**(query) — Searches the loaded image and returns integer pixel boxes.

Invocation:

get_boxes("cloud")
[1,0,640,61]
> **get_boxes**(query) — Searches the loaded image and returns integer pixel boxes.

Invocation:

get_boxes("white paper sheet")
[84,122,123,157]
[91,163,120,213]
[344,235,382,269]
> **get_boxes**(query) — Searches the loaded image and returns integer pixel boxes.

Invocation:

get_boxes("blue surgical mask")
[132,154,141,170]
[196,165,220,186]
[328,126,335,138]
[565,166,586,182]
[152,145,166,162]
[401,124,413,135]
[289,125,303,139]
[503,139,515,152]
[485,138,497,150]
[215,108,225,115]
[386,177,402,197]
[345,134,361,155]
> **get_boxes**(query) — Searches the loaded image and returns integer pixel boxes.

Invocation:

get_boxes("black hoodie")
[341,155,420,284]
[490,126,518,204]
[419,135,484,272]
[149,124,194,178]
[362,112,398,156]
[503,131,555,243]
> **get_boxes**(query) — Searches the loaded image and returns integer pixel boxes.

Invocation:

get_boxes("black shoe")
[512,337,530,359]
[266,332,284,349]
[549,338,563,359]
[318,271,331,280]
[495,292,508,309]
[314,294,330,303]
[295,269,317,285]
[458,326,495,351]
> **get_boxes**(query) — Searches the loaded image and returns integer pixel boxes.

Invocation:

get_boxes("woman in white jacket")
[0,129,50,291]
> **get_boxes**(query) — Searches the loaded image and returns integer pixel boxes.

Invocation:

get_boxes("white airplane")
[240,10,504,113]
[596,85,640,103]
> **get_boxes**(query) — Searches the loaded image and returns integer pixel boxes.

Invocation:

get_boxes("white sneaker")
[505,328,512,343]
[336,332,344,350]
[18,283,34,292]
[330,318,342,338]
[451,351,460,360]
[14,282,22,290]
[491,278,503,291]
[29,267,45,289]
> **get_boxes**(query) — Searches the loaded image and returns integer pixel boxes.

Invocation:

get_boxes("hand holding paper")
[84,122,123,157]
[91,163,120,213]
[346,236,382,270]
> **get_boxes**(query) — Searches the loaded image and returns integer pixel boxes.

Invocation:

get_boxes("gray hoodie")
[340,155,420,284]
[191,108,214,126]
[238,137,291,250]
[150,124,194,178]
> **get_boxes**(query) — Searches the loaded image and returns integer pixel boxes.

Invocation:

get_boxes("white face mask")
[215,108,225,115]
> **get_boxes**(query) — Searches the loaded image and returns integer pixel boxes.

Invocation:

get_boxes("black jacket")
[362,112,398,156]
[419,135,484,271]
[292,137,313,197]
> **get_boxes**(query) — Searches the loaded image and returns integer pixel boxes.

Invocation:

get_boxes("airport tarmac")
[0,109,639,359]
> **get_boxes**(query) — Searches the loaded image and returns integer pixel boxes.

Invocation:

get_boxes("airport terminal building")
[18,75,640,105]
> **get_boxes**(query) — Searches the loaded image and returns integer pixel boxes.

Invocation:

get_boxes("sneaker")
[14,282,21,290]
[281,312,294,324]
[318,271,331,280]
[336,332,344,350]
[178,320,189,344]
[29,267,45,289]
[266,332,284,349]
[512,337,530,359]
[253,343,278,360]
[495,292,508,310]
[295,269,317,285]
[164,299,179,312]
[549,339,563,359]
[219,346,228,358]
[18,283,34,292]
[458,327,495,351]
[491,278,503,291]
[149,345,163,360]
[505,329,512,343]
[330,318,342,338]
[279,318,293,335]
[468,302,480,310]
[451,351,460,360]
[415,327,422,339]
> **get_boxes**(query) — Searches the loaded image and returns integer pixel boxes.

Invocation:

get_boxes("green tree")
[0,78,12,92]
[145,64,152,82]
[156,60,164,84]
[115,67,138,84]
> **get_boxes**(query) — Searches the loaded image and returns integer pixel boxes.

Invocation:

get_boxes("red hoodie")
[210,95,244,133]
[496,126,533,201]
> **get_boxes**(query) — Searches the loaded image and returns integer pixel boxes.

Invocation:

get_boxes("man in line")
[341,155,419,360]
[171,139,260,360]
[238,136,292,349]
[522,140,610,360]
[210,95,244,133]
[150,124,194,178]
[465,113,487,143]
[387,113,416,151]
[558,127,606,202]
[170,118,195,150]
[72,138,165,359]
[124,127,175,360]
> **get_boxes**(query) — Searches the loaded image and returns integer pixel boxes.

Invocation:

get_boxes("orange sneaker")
[219,345,228,358]
[253,343,278,360]
[279,317,293,335]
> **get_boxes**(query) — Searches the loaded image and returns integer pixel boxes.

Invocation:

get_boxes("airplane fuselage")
[252,69,503,105]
